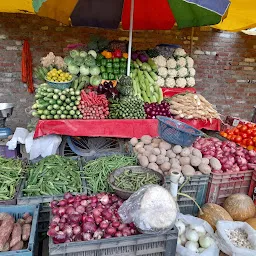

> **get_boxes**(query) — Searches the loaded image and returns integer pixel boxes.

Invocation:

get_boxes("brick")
[0,35,7,39]
[244,58,255,63]
[194,50,204,55]
[41,26,48,31]
[243,67,254,71]
[6,46,18,51]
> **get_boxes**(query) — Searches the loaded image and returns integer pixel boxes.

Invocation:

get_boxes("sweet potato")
[1,241,10,252]
[21,224,31,241]
[0,213,15,251]
[11,240,23,251]
[17,219,25,226]
[10,223,22,248]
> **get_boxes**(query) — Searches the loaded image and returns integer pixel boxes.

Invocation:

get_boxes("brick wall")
[0,13,255,130]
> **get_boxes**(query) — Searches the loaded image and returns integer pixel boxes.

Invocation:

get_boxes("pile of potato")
[130,135,221,177]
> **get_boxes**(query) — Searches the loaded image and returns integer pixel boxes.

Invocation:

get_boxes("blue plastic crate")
[157,116,203,147]
[0,204,39,256]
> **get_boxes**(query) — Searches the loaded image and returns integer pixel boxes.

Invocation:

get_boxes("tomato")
[221,132,227,138]
[237,124,242,129]
[252,137,256,143]
[246,129,253,136]
[226,129,231,133]
[247,140,254,146]
[234,135,242,143]
[242,133,248,139]
[240,125,248,132]
[251,130,256,137]
[227,135,232,140]
[246,123,254,128]
[233,128,240,135]
[247,145,254,151]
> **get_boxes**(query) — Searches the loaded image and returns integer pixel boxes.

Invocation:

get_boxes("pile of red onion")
[144,102,172,119]
[48,192,138,244]
[193,137,256,173]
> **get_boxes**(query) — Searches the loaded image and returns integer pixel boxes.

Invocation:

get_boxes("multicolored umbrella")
[1,0,231,30]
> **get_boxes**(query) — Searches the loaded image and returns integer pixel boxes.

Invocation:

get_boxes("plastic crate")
[0,180,22,206]
[0,145,17,158]
[206,170,253,205]
[248,171,256,204]
[0,204,39,256]
[157,116,203,147]
[49,228,178,256]
[38,205,50,233]
[166,175,209,215]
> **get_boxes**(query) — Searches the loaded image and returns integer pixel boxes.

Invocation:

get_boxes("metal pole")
[127,0,135,76]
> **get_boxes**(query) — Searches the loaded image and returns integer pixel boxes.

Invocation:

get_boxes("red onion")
[52,216,60,223]
[64,192,73,200]
[103,234,112,239]
[47,227,58,237]
[73,226,82,235]
[50,200,58,208]
[112,221,120,228]
[118,223,127,231]
[102,210,112,221]
[122,227,131,236]
[58,200,67,207]
[67,197,75,204]
[80,200,90,207]
[73,201,81,209]
[76,205,85,214]
[95,216,103,225]
[91,202,97,208]
[59,223,65,231]
[100,195,110,205]
[115,231,122,237]
[82,222,97,233]
[93,229,103,239]
[53,231,66,244]
[66,206,76,215]
[106,226,116,236]
[63,225,73,237]
[69,213,82,224]
[60,217,67,223]
[80,195,87,200]
[52,208,59,216]
[99,220,109,230]
[82,232,92,241]
[85,216,94,223]
[90,196,98,203]
[58,207,66,216]
[73,234,82,242]
[92,208,101,218]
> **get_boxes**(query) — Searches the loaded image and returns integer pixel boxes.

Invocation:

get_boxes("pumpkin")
[223,193,256,221]
[198,203,233,230]
[245,218,256,230]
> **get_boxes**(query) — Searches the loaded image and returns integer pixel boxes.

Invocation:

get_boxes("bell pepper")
[114,74,121,80]
[100,66,106,73]
[113,49,122,58]
[105,52,112,59]
[120,62,127,69]
[101,50,108,57]
[107,59,113,63]
[113,68,120,74]
[108,73,115,80]
[101,59,107,66]
[120,57,127,62]
[120,68,126,75]
[122,53,128,59]
[113,58,120,63]
[96,54,104,61]
[106,62,113,68]
[96,60,101,66]
[102,73,109,80]
[107,67,113,73]
[113,62,120,69]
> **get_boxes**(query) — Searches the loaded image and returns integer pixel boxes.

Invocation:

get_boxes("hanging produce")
[153,48,195,88]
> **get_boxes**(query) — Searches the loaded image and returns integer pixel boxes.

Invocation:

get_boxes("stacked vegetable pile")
[0,212,33,251]
[144,102,172,119]
[78,91,109,119]
[131,135,219,177]
[65,49,102,87]
[165,93,220,120]
[22,155,83,196]
[32,85,82,120]
[153,48,196,88]
[220,122,256,151]
[0,157,23,201]
[97,81,119,100]
[46,68,73,83]
[193,137,256,173]
[48,192,138,243]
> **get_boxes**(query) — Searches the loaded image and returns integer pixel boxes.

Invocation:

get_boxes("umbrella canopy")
[1,0,230,30]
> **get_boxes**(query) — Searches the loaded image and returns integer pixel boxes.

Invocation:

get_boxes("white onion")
[185,241,199,252]
[175,220,186,235]
[190,224,206,237]
[185,229,199,242]
[199,235,214,249]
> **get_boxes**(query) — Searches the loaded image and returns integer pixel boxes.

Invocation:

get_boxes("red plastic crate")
[206,170,253,205]
[248,171,256,205]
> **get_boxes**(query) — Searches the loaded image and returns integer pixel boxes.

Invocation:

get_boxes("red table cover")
[162,88,196,97]
[34,118,221,139]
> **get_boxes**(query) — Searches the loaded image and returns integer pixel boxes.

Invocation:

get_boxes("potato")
[165,157,169,162]
[173,145,182,154]
[181,165,195,176]
[209,157,221,171]
[179,157,190,166]
[143,151,151,157]
[137,147,145,154]
[180,148,190,157]
[192,148,202,158]
[198,163,211,174]
[152,148,161,155]
[152,138,162,144]
[139,156,149,167]
[130,137,138,146]
[170,158,180,166]
[141,135,152,145]
[135,142,144,151]
[201,158,210,165]
[195,171,202,175]
[166,150,176,159]
[137,154,143,160]
[160,162,171,172]
[159,141,171,150]
[160,148,167,156]
[172,163,182,171]
[148,163,159,172]
[148,155,157,163]
[156,155,166,165]
[176,155,181,160]
[144,145,153,152]
[151,142,160,148]
[190,156,202,167]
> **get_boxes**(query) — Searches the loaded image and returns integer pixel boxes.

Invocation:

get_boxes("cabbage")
[89,66,100,76]
[68,64,80,75]
[73,56,84,66]
[64,56,73,65]
[90,75,102,86]
[84,55,96,67]
[88,50,97,59]
[80,51,87,58]
[70,50,79,59]
[80,65,90,76]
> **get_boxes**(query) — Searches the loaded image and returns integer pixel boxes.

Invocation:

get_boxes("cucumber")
[141,91,150,103]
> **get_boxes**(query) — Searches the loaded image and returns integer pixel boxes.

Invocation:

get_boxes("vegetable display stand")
[34,119,221,139]
[206,170,253,205]
[165,175,209,215]
[161,88,196,98]
[49,228,178,256]
[248,171,256,204]
[0,204,39,256]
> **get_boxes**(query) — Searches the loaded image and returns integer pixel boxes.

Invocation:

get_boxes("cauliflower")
[176,78,187,88]
[158,67,168,78]
[186,77,195,87]
[54,56,66,69]
[177,67,188,78]
[166,77,176,88]
[41,52,55,67]
[188,68,196,77]
[153,55,167,67]
[173,48,186,57]
[156,76,165,87]
[166,58,176,69]
[176,57,186,68]
[167,69,178,78]
[186,56,194,68]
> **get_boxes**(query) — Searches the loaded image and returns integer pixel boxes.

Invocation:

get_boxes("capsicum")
[120,68,126,75]
[106,62,113,68]
[120,62,127,69]
[108,73,115,80]
[102,73,109,80]
[107,67,113,73]
[113,62,120,69]
[101,59,107,66]
[100,66,106,73]
[112,49,122,58]
[113,68,120,74]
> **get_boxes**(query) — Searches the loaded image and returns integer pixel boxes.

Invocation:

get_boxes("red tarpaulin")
[162,88,196,97]
[34,119,221,139]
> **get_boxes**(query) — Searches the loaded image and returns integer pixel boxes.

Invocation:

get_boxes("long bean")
[83,155,137,194]
[23,155,83,196]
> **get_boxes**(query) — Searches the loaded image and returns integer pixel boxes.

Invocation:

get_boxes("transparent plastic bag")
[176,213,219,256]
[216,221,256,256]
[118,185,178,234]
[6,128,29,150]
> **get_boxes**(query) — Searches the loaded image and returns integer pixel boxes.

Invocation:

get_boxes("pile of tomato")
[220,123,256,151]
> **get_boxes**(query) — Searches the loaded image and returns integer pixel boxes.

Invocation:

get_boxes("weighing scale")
[0,103,14,139]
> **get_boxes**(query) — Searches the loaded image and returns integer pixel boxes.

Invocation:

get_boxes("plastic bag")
[118,185,178,234]
[6,128,29,150]
[25,131,35,153]
[176,213,219,256]
[216,221,256,256]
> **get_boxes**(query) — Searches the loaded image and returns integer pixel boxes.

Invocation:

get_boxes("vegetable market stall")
[33,118,221,139]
